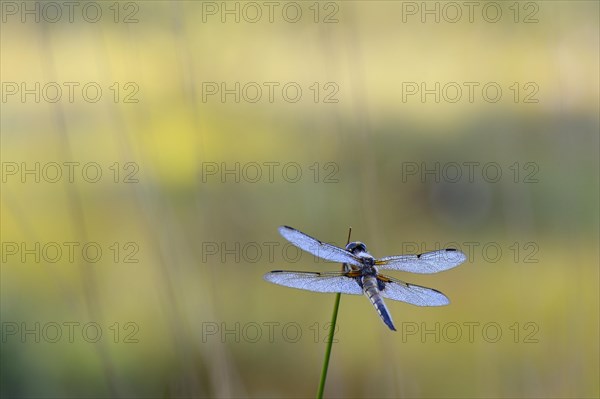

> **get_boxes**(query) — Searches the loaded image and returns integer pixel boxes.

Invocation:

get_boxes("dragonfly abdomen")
[362,276,396,331]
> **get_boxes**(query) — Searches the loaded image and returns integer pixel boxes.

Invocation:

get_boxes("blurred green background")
[1,1,598,398]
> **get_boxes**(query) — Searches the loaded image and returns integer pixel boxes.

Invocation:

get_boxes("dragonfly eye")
[346,241,367,254]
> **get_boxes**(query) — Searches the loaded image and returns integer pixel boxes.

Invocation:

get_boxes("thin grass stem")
[316,227,352,399]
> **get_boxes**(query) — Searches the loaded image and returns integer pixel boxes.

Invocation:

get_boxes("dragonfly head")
[346,241,368,255]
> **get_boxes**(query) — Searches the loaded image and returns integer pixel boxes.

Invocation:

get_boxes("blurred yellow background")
[1,1,598,398]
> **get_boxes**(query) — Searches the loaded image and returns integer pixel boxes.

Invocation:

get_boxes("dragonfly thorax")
[360,265,379,276]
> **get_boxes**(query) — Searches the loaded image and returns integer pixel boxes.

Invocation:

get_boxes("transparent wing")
[279,226,362,266]
[264,271,362,295]
[378,275,450,306]
[376,249,466,273]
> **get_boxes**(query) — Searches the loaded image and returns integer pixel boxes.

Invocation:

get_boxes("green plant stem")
[316,292,341,399]
[316,227,352,399]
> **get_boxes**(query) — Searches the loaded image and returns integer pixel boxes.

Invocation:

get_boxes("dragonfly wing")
[376,249,466,273]
[378,275,450,306]
[264,271,362,295]
[279,226,362,266]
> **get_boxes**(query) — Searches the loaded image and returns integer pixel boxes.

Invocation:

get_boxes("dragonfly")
[264,226,466,331]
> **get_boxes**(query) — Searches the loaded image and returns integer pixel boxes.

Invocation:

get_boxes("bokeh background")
[1,1,598,398]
